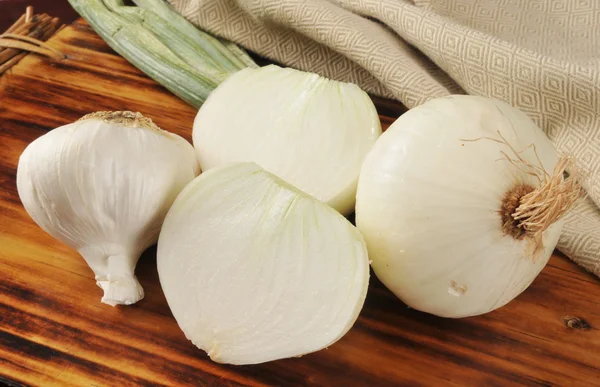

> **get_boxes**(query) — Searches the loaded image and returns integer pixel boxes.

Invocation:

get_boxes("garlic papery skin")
[157,162,370,365]
[17,111,200,306]
[192,64,382,216]
[356,95,581,318]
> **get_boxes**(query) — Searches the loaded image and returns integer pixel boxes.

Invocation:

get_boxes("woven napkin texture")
[169,0,600,276]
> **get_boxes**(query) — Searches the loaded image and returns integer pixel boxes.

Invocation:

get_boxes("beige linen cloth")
[169,0,600,276]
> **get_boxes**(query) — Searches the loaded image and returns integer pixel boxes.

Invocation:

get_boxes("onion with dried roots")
[157,162,370,365]
[356,95,582,318]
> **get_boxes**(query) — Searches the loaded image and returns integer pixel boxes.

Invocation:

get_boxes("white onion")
[157,162,370,364]
[192,64,381,215]
[356,95,580,318]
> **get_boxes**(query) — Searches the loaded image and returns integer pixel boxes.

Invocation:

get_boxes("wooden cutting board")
[1,19,599,387]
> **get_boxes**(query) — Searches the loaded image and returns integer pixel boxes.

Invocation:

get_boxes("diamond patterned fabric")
[169,0,600,276]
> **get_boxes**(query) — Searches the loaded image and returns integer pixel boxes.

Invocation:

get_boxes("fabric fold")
[169,0,600,277]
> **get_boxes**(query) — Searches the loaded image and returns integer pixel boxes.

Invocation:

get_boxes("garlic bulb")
[158,162,370,365]
[192,64,381,215]
[356,95,581,318]
[17,111,199,306]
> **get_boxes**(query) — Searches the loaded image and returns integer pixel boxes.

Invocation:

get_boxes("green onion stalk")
[68,0,258,108]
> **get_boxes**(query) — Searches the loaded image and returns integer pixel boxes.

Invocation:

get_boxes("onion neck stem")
[80,249,145,306]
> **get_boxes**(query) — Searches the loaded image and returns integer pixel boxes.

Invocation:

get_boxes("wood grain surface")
[1,19,599,387]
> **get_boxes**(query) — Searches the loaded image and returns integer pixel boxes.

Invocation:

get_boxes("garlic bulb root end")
[77,111,164,133]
